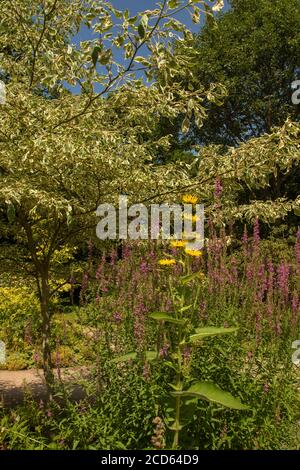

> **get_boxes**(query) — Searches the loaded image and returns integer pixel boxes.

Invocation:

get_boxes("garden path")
[0,367,89,407]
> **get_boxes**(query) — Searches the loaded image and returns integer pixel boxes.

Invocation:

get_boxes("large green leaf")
[190,326,238,342]
[172,382,248,410]
[145,350,158,361]
[149,312,185,325]
[110,350,157,363]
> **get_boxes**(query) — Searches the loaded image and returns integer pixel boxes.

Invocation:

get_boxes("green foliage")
[182,0,300,146]
[0,343,298,449]
[111,235,248,448]
[0,361,168,450]
[0,0,224,383]
[0,0,299,451]
[0,287,40,349]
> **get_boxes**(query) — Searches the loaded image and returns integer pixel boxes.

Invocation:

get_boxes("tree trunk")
[20,216,55,397]
[40,267,54,398]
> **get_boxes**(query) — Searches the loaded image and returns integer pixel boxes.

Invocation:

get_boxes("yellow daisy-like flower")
[184,249,202,257]
[158,259,176,266]
[170,240,187,248]
[182,194,198,205]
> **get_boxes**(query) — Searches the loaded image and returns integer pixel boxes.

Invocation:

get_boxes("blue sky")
[110,0,230,30]
[77,1,230,41]
[69,1,230,93]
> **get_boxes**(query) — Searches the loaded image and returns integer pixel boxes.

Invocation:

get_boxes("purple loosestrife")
[214,177,223,199]
[172,260,183,277]
[277,261,290,302]
[242,225,249,258]
[255,311,262,340]
[207,237,223,293]
[87,239,93,272]
[246,264,254,283]
[122,242,132,259]
[274,319,282,337]
[133,301,147,351]
[171,246,179,258]
[80,271,89,305]
[182,346,191,363]
[253,218,260,257]
[291,292,299,324]
[140,258,150,275]
[113,311,122,324]
[292,292,299,313]
[207,258,214,295]
[256,263,267,302]
[228,256,238,286]
[109,249,117,267]
[219,261,228,291]
[191,255,202,273]
[164,296,173,313]
[266,261,275,320]
[143,362,151,381]
[199,300,207,320]
[267,303,273,318]
[220,423,228,440]
[149,250,157,260]
[295,228,300,275]
[159,342,170,358]
[253,218,260,243]
[95,254,106,280]
[115,263,126,289]
[97,257,109,294]
[208,216,216,242]
[267,261,275,291]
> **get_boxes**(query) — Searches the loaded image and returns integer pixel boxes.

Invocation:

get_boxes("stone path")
[0,367,90,407]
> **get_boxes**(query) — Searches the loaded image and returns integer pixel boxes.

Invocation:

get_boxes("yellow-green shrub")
[0,287,40,349]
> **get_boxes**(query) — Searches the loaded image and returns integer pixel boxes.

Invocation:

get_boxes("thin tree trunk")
[40,267,54,398]
[21,215,55,398]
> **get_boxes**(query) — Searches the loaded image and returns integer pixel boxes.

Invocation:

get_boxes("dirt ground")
[0,368,89,407]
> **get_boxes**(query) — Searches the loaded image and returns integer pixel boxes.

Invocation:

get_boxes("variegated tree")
[0,0,224,389]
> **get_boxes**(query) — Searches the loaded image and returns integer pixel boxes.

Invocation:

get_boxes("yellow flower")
[170,240,187,248]
[158,259,176,266]
[184,249,202,257]
[182,194,198,204]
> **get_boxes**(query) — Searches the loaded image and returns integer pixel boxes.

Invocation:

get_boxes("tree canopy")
[167,0,300,147]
